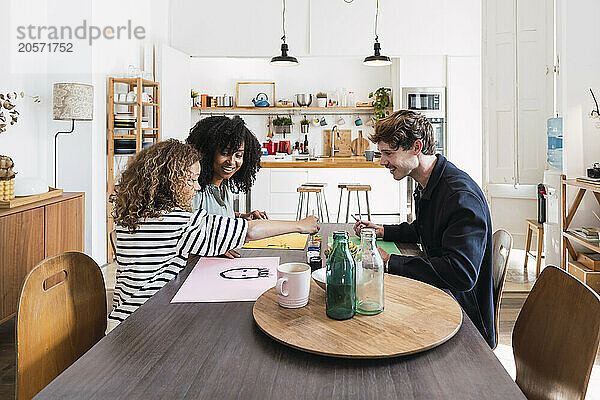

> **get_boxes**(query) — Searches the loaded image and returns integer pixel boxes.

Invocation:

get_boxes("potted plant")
[369,87,392,120]
[316,92,327,108]
[272,116,293,135]
[300,117,310,133]
[191,89,199,107]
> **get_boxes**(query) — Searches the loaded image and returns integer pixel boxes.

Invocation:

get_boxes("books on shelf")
[569,228,600,242]
[576,177,600,185]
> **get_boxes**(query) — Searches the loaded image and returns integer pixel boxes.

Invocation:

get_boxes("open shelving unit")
[561,175,600,294]
[107,77,160,260]
[191,106,380,115]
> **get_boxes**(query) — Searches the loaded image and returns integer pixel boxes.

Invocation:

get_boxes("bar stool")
[524,219,544,278]
[301,183,330,222]
[296,186,327,222]
[337,184,371,223]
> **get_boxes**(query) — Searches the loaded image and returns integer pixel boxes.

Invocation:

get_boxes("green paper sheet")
[327,236,402,255]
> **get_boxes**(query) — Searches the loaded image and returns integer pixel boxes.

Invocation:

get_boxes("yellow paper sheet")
[242,233,309,250]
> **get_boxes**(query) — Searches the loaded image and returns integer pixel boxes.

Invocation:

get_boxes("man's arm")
[387,191,488,292]
[383,221,419,243]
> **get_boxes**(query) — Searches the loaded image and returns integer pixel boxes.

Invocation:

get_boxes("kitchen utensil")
[354,116,363,126]
[276,262,311,308]
[323,129,352,157]
[320,116,328,126]
[252,92,270,107]
[295,93,313,107]
[364,150,375,161]
[312,118,321,127]
[279,140,291,154]
[267,116,273,138]
[336,116,346,125]
[351,130,370,156]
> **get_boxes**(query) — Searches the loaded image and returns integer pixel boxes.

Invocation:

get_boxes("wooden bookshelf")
[107,77,160,260]
[561,175,600,294]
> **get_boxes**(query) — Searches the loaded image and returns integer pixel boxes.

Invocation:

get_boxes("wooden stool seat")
[346,185,371,192]
[524,218,544,278]
[297,187,321,193]
[303,182,327,187]
[337,183,359,189]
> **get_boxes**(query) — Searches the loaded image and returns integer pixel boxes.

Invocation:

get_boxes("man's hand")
[353,219,384,238]
[221,249,240,259]
[377,245,390,267]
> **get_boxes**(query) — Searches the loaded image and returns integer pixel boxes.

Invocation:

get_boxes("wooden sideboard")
[0,192,84,324]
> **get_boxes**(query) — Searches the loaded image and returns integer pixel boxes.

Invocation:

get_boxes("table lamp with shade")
[53,83,94,188]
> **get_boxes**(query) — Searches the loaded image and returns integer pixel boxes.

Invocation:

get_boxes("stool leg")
[524,226,533,271]
[357,191,362,220]
[337,188,343,223]
[306,192,311,218]
[536,230,544,278]
[296,192,303,220]
[345,189,351,223]
[323,190,330,223]
[315,192,321,221]
[317,192,323,222]
[365,191,371,220]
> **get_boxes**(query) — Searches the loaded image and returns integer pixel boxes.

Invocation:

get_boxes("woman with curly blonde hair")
[108,139,318,331]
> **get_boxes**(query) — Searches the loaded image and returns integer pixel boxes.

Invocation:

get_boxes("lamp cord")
[281,0,287,43]
[374,0,380,42]
[54,119,75,188]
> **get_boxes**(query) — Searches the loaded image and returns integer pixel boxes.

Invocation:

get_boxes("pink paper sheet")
[171,257,280,303]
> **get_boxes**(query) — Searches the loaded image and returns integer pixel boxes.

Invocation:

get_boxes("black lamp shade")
[271,43,298,66]
[363,42,391,66]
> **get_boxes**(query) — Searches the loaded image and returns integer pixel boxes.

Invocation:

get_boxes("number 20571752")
[18,42,73,52]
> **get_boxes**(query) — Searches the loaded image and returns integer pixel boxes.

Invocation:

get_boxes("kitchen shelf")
[191,106,381,115]
[107,77,160,261]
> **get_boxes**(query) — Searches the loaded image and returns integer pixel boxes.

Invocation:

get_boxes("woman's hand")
[241,210,268,220]
[298,216,320,234]
[221,249,240,259]
[353,219,384,238]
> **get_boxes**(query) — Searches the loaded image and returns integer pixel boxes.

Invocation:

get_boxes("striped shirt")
[108,208,247,331]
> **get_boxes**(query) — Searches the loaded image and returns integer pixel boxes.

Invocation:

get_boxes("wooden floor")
[1,267,599,399]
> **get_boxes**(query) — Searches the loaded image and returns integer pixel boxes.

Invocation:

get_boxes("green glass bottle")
[326,231,356,320]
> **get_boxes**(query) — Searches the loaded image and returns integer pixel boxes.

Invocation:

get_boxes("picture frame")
[236,82,275,108]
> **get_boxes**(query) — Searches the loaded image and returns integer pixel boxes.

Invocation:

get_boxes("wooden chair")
[524,219,544,277]
[512,266,600,400]
[491,229,512,349]
[16,252,107,400]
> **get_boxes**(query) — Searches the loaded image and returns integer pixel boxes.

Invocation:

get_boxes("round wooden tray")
[253,274,463,358]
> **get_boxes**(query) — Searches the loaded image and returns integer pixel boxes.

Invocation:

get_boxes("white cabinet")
[251,168,406,223]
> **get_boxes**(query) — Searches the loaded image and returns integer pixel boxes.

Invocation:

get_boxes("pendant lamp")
[271,0,298,66]
[364,0,391,66]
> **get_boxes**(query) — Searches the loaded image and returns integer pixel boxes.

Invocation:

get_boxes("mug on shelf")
[336,116,346,125]
[126,91,136,102]
[354,116,363,126]
[320,116,328,126]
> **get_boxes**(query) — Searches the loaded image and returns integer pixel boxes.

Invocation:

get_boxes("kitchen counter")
[260,156,383,168]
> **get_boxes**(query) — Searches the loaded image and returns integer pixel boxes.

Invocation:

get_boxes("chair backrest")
[16,252,107,400]
[512,266,600,400]
[109,229,117,254]
[492,229,512,347]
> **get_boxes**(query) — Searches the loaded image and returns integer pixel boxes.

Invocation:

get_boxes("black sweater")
[385,155,495,348]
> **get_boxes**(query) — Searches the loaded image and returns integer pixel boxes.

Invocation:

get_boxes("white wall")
[557,0,600,231]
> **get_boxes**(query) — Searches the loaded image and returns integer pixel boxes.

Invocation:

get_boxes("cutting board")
[323,129,352,157]
[350,130,370,156]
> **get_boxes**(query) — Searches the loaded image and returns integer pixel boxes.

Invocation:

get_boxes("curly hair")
[370,110,436,155]
[186,116,261,193]
[110,139,200,232]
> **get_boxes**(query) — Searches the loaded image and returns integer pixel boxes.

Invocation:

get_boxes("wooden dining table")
[35,224,525,399]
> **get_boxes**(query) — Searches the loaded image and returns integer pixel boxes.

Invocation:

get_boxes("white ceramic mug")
[276,262,311,308]
[336,116,346,125]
